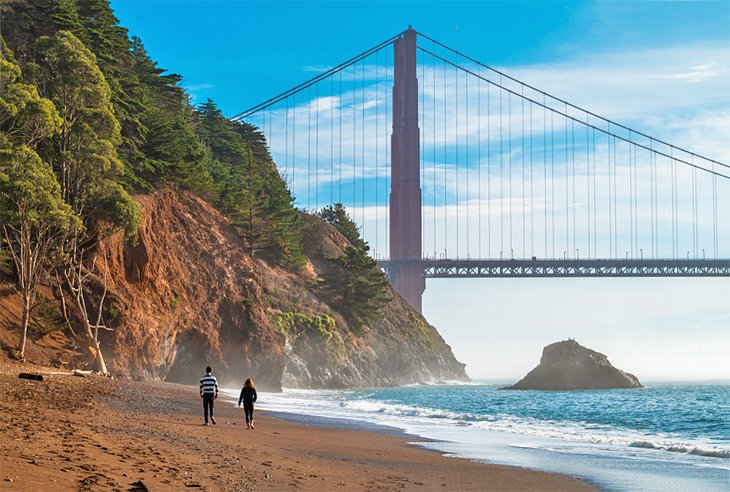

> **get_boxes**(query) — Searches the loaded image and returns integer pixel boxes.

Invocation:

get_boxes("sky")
[110,1,730,380]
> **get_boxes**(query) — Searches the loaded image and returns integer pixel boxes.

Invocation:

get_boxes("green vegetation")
[408,312,439,349]
[274,311,343,357]
[317,203,367,251]
[321,246,391,332]
[0,0,307,366]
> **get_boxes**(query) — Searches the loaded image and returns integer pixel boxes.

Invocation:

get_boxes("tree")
[317,203,367,251]
[33,30,139,373]
[320,246,391,331]
[0,38,62,147]
[0,135,81,360]
[0,39,76,361]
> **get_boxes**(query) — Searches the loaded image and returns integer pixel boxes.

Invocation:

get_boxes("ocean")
[222,381,729,491]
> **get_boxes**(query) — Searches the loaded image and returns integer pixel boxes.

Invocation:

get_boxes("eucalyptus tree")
[0,39,79,360]
[32,30,139,373]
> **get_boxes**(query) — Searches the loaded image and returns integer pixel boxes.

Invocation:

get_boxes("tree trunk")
[16,292,30,361]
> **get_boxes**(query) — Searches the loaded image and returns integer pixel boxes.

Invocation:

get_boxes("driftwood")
[18,373,43,381]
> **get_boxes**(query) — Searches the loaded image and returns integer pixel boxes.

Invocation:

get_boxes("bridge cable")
[499,77,504,259]
[433,40,437,258]
[521,88,526,258]
[352,64,356,219]
[339,71,343,204]
[530,99,534,258]
[385,48,390,256]
[455,54,460,258]
[564,111,569,258]
[375,49,379,256]
[231,33,401,121]
[487,80,492,258]
[307,86,311,210]
[415,47,730,179]
[543,94,548,258]
[414,30,730,172]
[466,60,471,259]
[477,62,484,259]
[362,55,367,233]
[315,83,319,211]
[509,90,513,258]
[331,72,335,207]
[443,56,448,257]
[550,109,555,258]
[421,48,426,259]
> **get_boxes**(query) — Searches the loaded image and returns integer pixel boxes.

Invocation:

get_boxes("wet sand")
[0,364,596,491]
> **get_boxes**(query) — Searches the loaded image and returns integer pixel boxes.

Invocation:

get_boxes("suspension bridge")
[232,28,730,312]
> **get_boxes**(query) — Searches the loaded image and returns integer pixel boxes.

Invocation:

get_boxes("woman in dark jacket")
[237,378,258,429]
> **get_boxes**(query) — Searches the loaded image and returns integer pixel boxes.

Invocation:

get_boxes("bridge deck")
[377,259,730,278]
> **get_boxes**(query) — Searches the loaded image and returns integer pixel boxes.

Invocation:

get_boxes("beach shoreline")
[0,363,596,491]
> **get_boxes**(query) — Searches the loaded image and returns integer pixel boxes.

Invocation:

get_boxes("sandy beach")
[0,363,595,491]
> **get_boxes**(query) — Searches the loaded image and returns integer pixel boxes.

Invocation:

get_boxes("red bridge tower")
[390,28,424,312]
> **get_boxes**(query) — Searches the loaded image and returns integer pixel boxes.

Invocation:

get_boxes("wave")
[269,394,730,461]
[629,441,730,459]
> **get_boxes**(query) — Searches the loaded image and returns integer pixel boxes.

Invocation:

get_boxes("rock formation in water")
[503,339,641,390]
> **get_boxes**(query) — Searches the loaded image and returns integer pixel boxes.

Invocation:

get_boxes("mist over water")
[224,381,730,491]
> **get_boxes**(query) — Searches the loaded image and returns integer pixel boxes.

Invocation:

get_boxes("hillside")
[1,189,467,390]
[0,0,467,389]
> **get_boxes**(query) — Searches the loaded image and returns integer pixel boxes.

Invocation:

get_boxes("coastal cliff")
[503,339,641,390]
[1,189,467,390]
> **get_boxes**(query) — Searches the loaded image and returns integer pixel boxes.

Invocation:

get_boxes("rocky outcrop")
[503,339,641,390]
[5,189,467,390]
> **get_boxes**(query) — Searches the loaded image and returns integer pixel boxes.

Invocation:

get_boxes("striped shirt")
[200,374,218,396]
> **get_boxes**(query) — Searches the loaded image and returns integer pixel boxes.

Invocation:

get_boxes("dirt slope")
[0,189,467,389]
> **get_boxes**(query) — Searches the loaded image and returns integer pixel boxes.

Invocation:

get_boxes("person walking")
[237,378,257,429]
[200,366,218,425]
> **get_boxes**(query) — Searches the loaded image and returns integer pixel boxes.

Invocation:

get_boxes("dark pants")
[243,401,254,423]
[203,394,215,423]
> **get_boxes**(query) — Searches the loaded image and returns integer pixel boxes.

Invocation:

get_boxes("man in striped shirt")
[200,366,219,425]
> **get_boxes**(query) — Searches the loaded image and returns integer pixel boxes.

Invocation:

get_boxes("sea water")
[222,381,730,491]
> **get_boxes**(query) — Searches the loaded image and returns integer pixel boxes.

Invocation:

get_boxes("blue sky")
[111,1,730,379]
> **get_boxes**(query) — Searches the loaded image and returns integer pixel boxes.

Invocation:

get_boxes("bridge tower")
[390,28,425,312]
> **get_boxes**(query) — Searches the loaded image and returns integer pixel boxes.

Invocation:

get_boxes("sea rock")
[503,339,641,390]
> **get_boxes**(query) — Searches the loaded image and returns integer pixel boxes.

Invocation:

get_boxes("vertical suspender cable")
[529,100,534,258]
[543,95,547,258]
[521,89,526,258]
[361,55,366,233]
[508,91,513,258]
[671,148,676,258]
[499,80,504,258]
[352,64,356,217]
[433,42,437,257]
[713,161,718,257]
[444,57,448,257]
[315,83,319,210]
[339,71,343,204]
[421,48,425,258]
[466,66,470,258]
[551,110,555,258]
[564,113,569,258]
[571,118,576,258]
[285,98,289,182]
[478,67,482,258]
[487,80,492,258]
[455,55,460,258]
[375,50,379,256]
[586,122,590,259]
[307,86,311,210]
[331,74,335,207]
